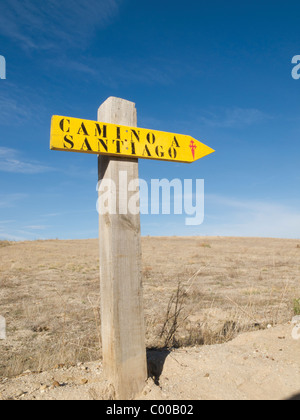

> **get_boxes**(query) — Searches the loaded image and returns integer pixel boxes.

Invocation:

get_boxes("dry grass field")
[0,236,299,383]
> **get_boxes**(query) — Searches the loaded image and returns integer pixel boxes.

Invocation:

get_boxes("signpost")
[50,97,215,400]
[50,115,215,163]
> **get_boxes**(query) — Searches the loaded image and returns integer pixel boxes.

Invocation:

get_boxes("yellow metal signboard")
[50,115,215,163]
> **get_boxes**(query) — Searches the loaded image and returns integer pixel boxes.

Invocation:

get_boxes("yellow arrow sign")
[50,115,215,163]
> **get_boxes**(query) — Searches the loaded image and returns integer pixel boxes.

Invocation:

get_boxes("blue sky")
[0,0,300,240]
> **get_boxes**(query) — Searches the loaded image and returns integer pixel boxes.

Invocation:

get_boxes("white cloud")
[0,231,27,241]
[0,147,53,174]
[50,55,197,87]
[203,195,300,239]
[0,193,27,208]
[199,107,270,128]
[24,225,47,230]
[0,94,33,125]
[0,83,48,125]
[0,0,122,50]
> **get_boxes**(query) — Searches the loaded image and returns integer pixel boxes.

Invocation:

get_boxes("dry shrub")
[0,241,11,248]
[294,299,300,316]
[155,277,270,350]
[159,282,187,348]
[199,242,211,248]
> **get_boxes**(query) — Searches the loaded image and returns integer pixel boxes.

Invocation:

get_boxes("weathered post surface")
[98,97,147,400]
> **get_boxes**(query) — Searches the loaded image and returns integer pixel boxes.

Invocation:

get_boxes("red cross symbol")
[189,140,197,160]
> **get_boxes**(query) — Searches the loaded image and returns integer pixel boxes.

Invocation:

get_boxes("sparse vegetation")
[0,237,299,379]
[0,241,12,248]
[159,282,187,348]
[199,242,211,248]
[293,299,300,315]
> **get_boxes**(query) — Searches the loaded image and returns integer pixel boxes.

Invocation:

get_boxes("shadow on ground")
[147,349,171,386]
[287,393,300,401]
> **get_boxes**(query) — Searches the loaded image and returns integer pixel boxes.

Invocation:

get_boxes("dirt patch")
[0,324,299,400]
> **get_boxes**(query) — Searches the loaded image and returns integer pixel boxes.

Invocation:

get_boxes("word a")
[0,56,6,80]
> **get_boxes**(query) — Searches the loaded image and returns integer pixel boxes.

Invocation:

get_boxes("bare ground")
[0,323,299,401]
[0,237,300,400]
